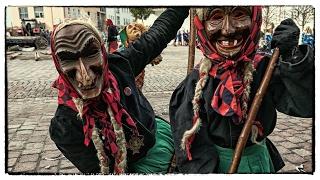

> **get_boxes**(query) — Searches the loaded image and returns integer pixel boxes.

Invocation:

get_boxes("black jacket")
[169,45,314,173]
[107,25,118,42]
[49,8,189,173]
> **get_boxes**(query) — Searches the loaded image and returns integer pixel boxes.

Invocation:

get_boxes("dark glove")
[271,18,300,58]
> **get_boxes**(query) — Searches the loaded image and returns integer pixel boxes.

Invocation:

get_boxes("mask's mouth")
[78,75,99,90]
[75,75,103,99]
[215,36,244,58]
[79,83,97,90]
[217,38,243,48]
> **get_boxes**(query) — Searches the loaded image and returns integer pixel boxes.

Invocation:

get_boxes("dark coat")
[169,45,314,173]
[49,8,189,173]
[107,25,119,42]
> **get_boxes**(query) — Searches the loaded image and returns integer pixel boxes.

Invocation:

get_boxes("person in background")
[264,23,274,53]
[105,19,119,53]
[177,30,182,46]
[183,30,189,46]
[301,26,314,48]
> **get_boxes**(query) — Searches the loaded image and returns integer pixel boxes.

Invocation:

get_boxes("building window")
[100,7,105,12]
[87,12,91,16]
[18,7,28,19]
[116,16,120,25]
[34,6,44,18]
[124,18,129,25]
[78,9,80,15]
[66,7,71,17]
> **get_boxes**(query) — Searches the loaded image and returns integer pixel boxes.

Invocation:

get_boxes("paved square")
[6,45,313,174]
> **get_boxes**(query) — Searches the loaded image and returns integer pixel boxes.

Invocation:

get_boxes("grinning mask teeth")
[54,24,104,99]
[204,6,252,58]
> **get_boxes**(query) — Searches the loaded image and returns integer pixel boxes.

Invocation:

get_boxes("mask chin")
[216,45,242,58]
[79,87,102,99]
[72,75,103,100]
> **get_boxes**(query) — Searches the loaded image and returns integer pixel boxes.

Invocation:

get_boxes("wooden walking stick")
[228,48,280,173]
[187,8,196,75]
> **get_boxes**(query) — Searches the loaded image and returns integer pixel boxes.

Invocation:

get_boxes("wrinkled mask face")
[126,23,143,43]
[54,24,103,99]
[204,6,252,58]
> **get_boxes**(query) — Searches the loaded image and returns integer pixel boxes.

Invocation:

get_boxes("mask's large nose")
[76,58,94,87]
[221,16,235,36]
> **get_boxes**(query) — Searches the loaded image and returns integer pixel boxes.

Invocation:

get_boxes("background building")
[105,7,133,30]
[81,7,106,31]
[6,6,314,38]
[136,8,190,32]
[6,6,65,31]
[6,6,110,32]
[64,7,82,19]
[6,6,134,32]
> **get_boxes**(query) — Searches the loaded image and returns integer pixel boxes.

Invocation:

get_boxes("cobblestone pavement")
[6,46,313,174]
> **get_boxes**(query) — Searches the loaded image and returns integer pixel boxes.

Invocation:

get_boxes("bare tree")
[291,5,314,31]
[262,6,277,33]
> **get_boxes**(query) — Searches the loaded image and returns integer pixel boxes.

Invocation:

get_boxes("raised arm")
[269,19,314,117]
[115,7,189,76]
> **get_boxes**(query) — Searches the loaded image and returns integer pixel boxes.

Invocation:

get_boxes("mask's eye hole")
[233,11,245,18]
[207,9,224,21]
[211,13,224,21]
[82,39,100,58]
[90,65,103,75]
[231,7,250,19]
[57,51,78,61]
[66,69,77,80]
[86,49,99,58]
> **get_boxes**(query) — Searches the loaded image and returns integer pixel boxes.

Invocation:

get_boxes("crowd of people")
[173,30,189,46]
[259,23,314,54]
[301,26,315,47]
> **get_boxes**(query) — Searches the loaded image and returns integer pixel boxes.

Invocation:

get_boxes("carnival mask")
[54,24,104,99]
[204,6,252,58]
[126,23,147,43]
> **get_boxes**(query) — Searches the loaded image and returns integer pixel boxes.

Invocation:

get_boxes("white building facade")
[105,7,134,29]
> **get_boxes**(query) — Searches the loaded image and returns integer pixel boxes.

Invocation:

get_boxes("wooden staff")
[228,48,280,173]
[187,8,196,74]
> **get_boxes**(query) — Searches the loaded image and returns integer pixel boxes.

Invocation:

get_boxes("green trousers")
[129,117,174,174]
[214,139,275,173]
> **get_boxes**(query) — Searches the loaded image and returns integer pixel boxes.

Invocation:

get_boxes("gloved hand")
[271,18,300,58]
